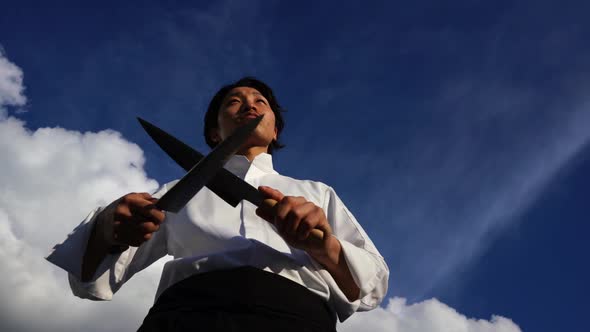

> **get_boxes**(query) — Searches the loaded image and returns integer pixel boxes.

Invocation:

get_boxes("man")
[47,77,389,331]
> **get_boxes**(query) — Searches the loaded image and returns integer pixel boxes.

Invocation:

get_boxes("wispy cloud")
[386,79,590,297]
[273,4,590,300]
[301,75,590,300]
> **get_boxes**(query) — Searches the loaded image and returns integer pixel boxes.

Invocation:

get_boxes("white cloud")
[0,49,26,117]
[0,119,165,332]
[0,51,163,331]
[339,298,521,332]
[0,51,521,331]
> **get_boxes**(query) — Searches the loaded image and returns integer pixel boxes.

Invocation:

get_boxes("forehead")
[225,86,264,98]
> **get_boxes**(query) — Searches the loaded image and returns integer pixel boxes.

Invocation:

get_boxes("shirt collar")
[224,152,276,178]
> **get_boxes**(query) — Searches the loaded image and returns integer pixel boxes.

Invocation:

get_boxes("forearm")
[308,236,360,302]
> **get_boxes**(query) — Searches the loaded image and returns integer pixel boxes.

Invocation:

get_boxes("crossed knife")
[137,116,325,246]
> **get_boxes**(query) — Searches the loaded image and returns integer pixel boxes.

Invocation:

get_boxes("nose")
[240,98,257,113]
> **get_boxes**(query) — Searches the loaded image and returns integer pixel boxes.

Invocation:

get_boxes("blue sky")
[1,1,589,331]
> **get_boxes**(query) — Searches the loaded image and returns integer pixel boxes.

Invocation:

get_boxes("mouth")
[239,112,261,121]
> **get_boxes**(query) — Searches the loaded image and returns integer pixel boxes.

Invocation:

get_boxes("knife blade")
[138,117,325,244]
[153,115,263,213]
[137,117,263,207]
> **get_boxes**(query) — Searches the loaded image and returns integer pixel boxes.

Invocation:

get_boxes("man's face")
[210,86,278,151]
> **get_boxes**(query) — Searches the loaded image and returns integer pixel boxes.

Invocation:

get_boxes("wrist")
[95,203,128,253]
[307,235,342,269]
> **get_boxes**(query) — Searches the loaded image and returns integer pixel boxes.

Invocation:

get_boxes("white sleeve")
[319,186,389,322]
[45,187,169,301]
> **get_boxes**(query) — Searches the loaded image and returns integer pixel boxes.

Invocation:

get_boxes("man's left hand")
[257,185,360,301]
[256,186,334,256]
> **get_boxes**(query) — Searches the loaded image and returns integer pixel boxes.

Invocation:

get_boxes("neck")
[237,146,268,161]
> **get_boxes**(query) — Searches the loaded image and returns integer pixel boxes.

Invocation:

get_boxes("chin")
[244,136,273,150]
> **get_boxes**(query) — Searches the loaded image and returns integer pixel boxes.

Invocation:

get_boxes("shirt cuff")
[46,207,104,280]
[339,239,388,309]
[322,239,389,321]
[45,207,131,300]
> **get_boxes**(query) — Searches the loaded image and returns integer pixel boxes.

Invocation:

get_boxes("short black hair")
[204,77,285,154]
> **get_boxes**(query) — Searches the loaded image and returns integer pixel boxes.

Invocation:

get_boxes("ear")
[273,126,278,141]
[209,128,221,144]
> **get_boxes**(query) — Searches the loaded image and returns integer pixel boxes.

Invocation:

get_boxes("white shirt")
[46,153,389,321]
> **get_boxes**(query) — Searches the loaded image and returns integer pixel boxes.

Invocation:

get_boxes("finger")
[122,192,152,204]
[274,196,307,235]
[115,220,157,247]
[127,211,161,230]
[285,210,301,239]
[258,186,285,201]
[136,220,160,233]
[137,192,153,200]
[274,198,294,233]
[296,215,315,241]
[274,196,303,225]
[130,199,165,224]
[281,195,306,206]
[298,208,327,240]
[287,202,316,238]
[113,203,132,220]
[316,216,332,239]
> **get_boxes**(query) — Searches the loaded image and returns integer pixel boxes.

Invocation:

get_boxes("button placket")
[241,171,264,241]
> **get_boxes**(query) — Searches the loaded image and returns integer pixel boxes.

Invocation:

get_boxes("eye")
[226,99,240,105]
[256,98,267,104]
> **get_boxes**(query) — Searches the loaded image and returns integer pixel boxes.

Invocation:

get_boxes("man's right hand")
[98,192,165,247]
[82,192,164,281]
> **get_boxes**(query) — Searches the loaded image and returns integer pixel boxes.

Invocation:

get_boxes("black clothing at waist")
[138,266,337,332]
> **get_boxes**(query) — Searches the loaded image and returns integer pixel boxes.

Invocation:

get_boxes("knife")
[137,117,325,244]
[153,115,263,213]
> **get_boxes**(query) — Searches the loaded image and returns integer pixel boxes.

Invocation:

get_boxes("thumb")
[256,186,284,223]
[258,186,284,201]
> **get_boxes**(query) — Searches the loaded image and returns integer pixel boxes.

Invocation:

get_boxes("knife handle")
[261,199,326,246]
